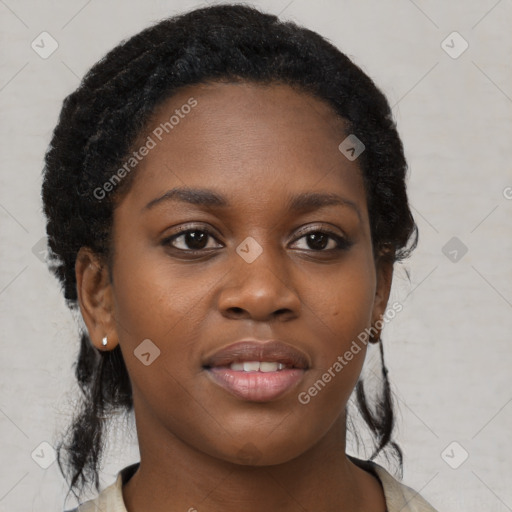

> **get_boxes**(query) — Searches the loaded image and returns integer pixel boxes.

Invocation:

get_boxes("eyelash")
[161,225,353,254]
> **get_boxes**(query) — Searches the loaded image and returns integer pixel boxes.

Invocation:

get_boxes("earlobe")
[75,247,119,351]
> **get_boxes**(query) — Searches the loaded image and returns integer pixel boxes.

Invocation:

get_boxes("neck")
[122,395,385,512]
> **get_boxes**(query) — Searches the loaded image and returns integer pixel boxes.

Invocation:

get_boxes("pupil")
[183,232,328,251]
[308,233,327,250]
[186,231,207,249]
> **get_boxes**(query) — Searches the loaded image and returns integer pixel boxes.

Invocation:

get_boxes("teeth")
[243,361,260,372]
[229,361,288,372]
[260,362,279,372]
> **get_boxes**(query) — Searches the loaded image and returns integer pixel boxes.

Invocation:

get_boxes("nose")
[217,242,301,322]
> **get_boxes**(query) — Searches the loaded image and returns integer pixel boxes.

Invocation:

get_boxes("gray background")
[0,0,511,510]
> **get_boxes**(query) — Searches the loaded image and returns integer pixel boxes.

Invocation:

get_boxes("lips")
[202,339,310,370]
[202,339,310,402]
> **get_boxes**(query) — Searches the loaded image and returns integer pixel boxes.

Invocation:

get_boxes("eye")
[162,226,222,252]
[161,225,352,254]
[291,228,352,252]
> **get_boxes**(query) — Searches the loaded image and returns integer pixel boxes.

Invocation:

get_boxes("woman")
[42,4,438,511]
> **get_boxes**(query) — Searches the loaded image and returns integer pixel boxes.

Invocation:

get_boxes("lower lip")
[205,367,306,402]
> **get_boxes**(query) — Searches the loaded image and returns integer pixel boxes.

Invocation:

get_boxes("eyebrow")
[143,186,361,221]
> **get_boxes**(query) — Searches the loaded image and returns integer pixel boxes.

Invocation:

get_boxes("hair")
[42,2,418,503]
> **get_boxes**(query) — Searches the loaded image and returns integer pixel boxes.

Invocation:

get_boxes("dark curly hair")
[41,2,418,504]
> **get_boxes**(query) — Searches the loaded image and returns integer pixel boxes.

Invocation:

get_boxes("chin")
[214,438,310,467]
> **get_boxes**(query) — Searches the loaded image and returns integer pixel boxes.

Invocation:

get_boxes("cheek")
[298,287,370,431]
[110,246,217,389]
[309,257,375,350]
[112,247,204,342]
[306,272,372,380]
[298,254,375,405]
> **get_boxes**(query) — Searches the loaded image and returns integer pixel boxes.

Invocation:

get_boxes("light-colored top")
[66,458,439,512]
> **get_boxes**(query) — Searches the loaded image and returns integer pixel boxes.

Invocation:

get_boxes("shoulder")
[350,456,439,512]
[372,464,438,511]
[64,505,96,512]
[63,480,122,512]
[63,462,140,512]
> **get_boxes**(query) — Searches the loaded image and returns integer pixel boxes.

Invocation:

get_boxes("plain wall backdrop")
[0,0,511,510]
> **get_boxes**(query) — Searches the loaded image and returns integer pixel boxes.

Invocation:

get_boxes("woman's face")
[79,81,392,465]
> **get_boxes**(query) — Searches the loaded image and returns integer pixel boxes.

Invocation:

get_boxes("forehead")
[147,80,349,158]
[119,81,366,215]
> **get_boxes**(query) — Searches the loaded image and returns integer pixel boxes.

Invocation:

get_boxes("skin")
[76,81,393,512]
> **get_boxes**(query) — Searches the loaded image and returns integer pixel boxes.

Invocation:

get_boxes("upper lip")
[202,339,310,370]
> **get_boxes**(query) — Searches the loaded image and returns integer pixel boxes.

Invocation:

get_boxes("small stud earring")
[102,336,108,346]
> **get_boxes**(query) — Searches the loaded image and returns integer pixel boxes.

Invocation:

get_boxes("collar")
[86,458,437,512]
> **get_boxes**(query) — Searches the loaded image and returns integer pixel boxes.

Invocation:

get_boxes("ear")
[75,247,119,351]
[370,255,394,344]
